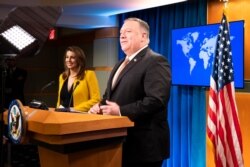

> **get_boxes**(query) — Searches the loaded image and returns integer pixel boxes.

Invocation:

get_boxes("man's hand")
[99,100,121,116]
[88,103,101,114]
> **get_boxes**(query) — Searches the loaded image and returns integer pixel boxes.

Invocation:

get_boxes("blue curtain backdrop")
[118,0,207,167]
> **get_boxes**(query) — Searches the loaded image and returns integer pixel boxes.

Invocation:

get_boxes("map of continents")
[172,21,243,87]
[176,31,218,75]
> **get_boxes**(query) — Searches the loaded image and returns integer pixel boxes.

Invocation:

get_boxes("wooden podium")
[4,106,134,167]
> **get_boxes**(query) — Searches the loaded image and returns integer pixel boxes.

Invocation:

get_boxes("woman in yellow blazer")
[56,46,101,112]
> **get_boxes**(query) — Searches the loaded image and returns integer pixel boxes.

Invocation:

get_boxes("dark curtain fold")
[118,0,207,167]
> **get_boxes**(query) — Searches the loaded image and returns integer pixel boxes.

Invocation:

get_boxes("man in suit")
[89,17,171,167]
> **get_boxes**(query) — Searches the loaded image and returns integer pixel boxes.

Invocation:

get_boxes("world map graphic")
[171,21,244,88]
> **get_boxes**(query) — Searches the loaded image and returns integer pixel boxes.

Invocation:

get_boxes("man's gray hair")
[124,17,150,38]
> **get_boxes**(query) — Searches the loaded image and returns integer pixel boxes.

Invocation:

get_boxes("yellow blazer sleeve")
[73,70,101,112]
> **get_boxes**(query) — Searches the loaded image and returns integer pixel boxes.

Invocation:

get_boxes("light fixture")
[0,6,62,57]
[1,25,36,51]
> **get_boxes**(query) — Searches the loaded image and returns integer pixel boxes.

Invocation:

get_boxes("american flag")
[207,13,244,167]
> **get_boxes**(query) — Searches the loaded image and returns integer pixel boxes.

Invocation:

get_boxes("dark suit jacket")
[103,47,171,163]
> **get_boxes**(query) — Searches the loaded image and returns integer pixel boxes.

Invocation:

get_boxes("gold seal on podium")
[7,99,26,144]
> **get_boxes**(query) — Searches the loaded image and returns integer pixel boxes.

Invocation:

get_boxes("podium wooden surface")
[4,106,134,167]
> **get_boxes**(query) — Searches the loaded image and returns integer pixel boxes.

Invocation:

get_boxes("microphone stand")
[40,81,55,93]
[55,81,79,112]
[67,81,80,111]
[28,80,56,110]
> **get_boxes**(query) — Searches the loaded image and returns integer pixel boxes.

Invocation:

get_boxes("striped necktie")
[112,57,130,89]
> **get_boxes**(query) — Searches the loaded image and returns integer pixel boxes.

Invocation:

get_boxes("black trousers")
[122,160,163,167]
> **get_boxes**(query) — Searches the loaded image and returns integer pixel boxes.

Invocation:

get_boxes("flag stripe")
[219,84,236,167]
[207,13,244,167]
[226,84,244,166]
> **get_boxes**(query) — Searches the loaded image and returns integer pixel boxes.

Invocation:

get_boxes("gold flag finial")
[221,0,229,16]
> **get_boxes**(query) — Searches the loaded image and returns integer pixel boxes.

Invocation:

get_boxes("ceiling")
[0,0,187,29]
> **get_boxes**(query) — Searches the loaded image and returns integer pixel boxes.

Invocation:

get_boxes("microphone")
[40,80,55,93]
[28,80,55,110]
[98,98,107,115]
[68,81,80,110]
[55,81,80,112]
[99,98,107,106]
